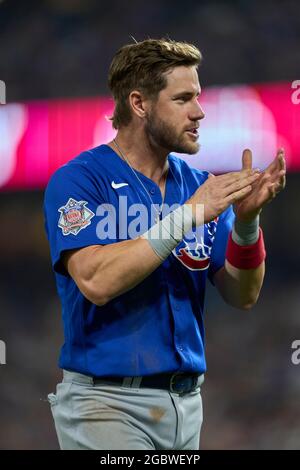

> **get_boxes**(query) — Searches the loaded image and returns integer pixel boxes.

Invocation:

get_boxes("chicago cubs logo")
[172,218,219,271]
[58,198,95,236]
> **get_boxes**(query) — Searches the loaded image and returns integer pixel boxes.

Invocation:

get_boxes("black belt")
[93,372,202,394]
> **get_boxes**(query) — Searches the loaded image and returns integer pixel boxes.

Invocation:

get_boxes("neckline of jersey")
[100,143,175,204]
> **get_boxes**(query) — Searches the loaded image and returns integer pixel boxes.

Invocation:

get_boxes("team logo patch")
[172,218,219,271]
[58,198,95,236]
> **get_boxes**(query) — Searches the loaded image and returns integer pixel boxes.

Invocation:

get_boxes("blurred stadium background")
[0,0,300,449]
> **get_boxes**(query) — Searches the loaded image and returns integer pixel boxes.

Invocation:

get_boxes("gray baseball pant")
[48,370,204,450]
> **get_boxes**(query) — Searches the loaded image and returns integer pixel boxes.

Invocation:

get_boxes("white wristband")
[141,204,194,260]
[232,215,260,246]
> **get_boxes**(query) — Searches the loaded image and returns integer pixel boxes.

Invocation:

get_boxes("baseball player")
[44,38,286,450]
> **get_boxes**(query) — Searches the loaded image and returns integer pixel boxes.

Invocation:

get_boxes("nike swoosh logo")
[111,181,129,189]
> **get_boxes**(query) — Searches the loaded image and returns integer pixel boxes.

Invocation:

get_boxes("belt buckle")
[170,373,195,394]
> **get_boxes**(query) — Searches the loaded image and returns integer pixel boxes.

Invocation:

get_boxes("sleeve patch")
[58,198,95,236]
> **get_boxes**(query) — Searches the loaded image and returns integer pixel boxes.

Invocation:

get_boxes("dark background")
[0,0,299,449]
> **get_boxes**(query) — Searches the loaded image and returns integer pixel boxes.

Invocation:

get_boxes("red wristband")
[226,227,266,269]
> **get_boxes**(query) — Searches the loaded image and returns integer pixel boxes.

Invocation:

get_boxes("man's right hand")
[186,169,261,225]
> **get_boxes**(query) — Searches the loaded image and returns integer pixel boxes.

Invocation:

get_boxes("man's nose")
[191,101,205,120]
[198,103,205,120]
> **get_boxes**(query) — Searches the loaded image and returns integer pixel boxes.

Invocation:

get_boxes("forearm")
[92,238,162,303]
[68,205,194,305]
[215,260,265,309]
[214,214,266,310]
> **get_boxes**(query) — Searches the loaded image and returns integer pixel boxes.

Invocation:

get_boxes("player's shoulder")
[168,153,211,185]
[45,145,112,193]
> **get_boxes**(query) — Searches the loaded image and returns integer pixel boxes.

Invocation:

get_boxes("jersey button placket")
[172,300,184,358]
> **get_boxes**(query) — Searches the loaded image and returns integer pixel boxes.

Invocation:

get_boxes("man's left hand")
[233,148,286,222]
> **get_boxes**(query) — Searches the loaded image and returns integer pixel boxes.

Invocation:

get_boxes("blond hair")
[108,38,202,129]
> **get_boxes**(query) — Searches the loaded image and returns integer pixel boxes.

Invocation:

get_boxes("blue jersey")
[44,144,234,377]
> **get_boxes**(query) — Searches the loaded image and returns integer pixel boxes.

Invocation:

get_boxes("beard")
[144,108,200,155]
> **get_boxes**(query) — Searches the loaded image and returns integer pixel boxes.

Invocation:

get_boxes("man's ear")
[128,90,149,119]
